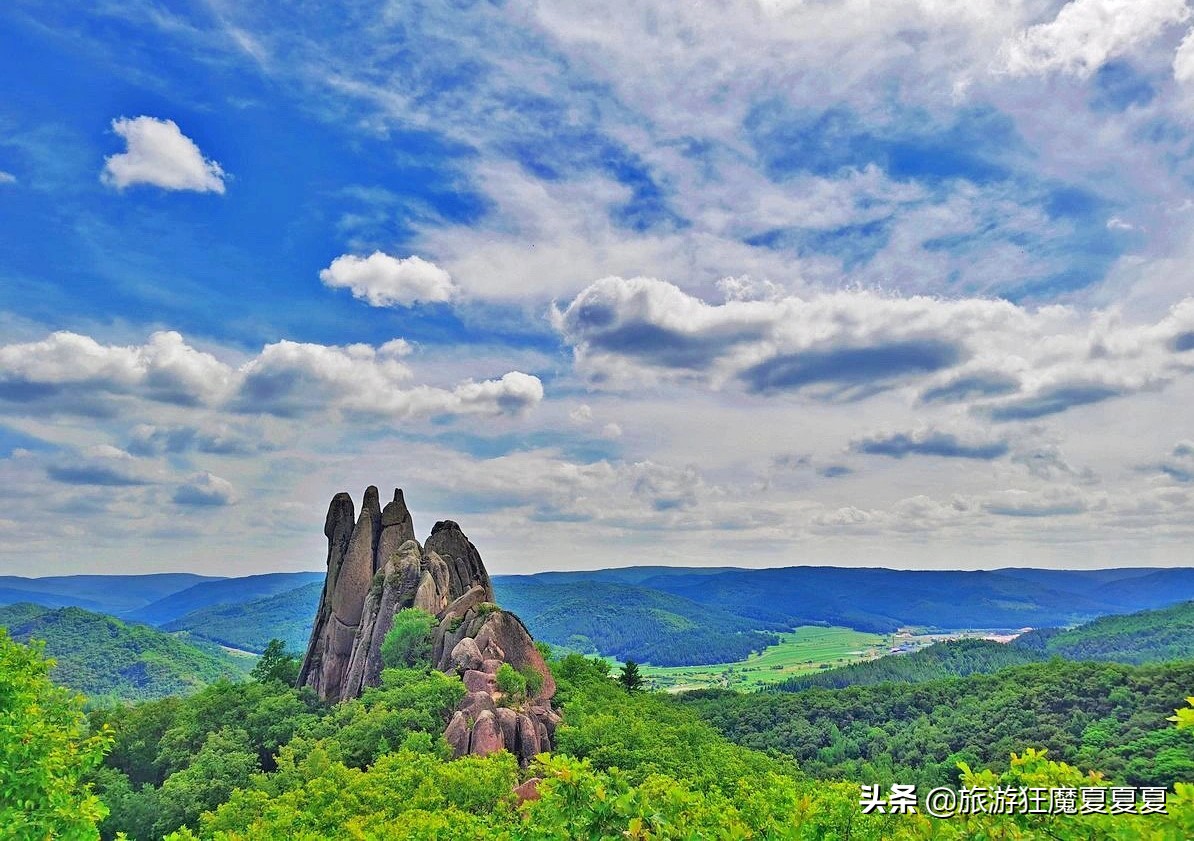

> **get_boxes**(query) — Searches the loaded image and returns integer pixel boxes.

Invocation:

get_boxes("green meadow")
[640,625,888,691]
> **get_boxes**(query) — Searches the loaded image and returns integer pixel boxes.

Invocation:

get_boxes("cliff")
[298,485,559,765]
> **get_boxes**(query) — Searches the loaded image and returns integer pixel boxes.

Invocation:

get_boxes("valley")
[640,626,887,691]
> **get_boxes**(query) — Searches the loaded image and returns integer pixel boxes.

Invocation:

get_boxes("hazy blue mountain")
[126,572,324,626]
[0,586,109,612]
[637,566,1126,631]
[0,573,220,615]
[163,581,324,654]
[7,565,1194,669]
[518,566,742,585]
[0,603,252,702]
[1090,569,1194,612]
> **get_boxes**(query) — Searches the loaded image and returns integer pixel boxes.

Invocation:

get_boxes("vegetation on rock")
[380,609,436,669]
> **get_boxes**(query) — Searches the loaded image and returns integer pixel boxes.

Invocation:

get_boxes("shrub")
[520,665,545,698]
[495,663,527,698]
[380,609,436,669]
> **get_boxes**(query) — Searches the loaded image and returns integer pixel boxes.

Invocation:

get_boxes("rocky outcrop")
[298,485,558,765]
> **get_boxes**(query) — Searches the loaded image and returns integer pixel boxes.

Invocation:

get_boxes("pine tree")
[618,659,644,692]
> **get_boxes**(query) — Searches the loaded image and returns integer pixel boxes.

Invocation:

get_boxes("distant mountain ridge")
[0,573,221,615]
[163,581,324,654]
[125,572,324,626]
[5,564,1194,667]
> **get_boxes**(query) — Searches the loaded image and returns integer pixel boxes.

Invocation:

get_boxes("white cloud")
[45,445,159,487]
[101,116,227,193]
[0,171,15,185]
[0,330,230,414]
[1175,26,1194,82]
[553,277,1194,417]
[234,339,542,419]
[1000,0,1190,78]
[0,331,543,422]
[173,471,239,506]
[319,251,456,306]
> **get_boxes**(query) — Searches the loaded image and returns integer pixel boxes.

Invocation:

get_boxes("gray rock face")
[298,485,558,765]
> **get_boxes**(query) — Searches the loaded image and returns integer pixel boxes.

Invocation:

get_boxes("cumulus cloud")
[982,486,1094,517]
[555,277,1194,415]
[0,331,230,415]
[1175,27,1194,82]
[0,171,15,185]
[319,252,456,306]
[127,423,273,457]
[102,116,227,193]
[1148,440,1194,482]
[1000,0,1189,78]
[601,422,623,439]
[45,445,156,487]
[0,331,542,422]
[853,427,1010,460]
[173,472,239,506]
[234,340,541,418]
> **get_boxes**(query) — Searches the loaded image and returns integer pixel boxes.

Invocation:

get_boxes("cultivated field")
[640,625,888,691]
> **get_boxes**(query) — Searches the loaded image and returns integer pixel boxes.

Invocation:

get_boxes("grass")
[639,625,887,691]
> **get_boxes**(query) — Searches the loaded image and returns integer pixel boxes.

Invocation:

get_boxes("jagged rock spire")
[298,485,558,765]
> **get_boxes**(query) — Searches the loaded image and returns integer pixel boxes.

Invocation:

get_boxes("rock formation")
[298,485,559,765]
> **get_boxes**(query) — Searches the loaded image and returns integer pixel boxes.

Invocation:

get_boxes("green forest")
[6,623,1194,840]
[491,579,783,666]
[0,605,251,704]
[1014,601,1194,664]
[682,660,1194,790]
[775,637,1046,691]
[162,582,324,655]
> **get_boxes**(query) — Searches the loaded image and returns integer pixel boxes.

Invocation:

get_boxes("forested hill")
[491,577,782,666]
[1014,600,1194,664]
[163,581,323,654]
[0,604,252,702]
[775,638,1046,692]
[682,659,1194,790]
[777,600,1194,692]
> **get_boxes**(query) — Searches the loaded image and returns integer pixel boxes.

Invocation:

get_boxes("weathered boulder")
[425,520,492,598]
[495,707,519,750]
[473,611,556,701]
[516,713,541,761]
[463,669,498,695]
[513,778,542,804]
[460,691,496,720]
[445,711,470,758]
[451,638,484,673]
[470,710,503,756]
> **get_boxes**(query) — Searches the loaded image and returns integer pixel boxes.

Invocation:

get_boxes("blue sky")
[3,0,1194,575]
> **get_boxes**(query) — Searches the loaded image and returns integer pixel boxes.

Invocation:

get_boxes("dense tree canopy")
[4,624,1193,840]
[684,659,1194,790]
[0,630,112,840]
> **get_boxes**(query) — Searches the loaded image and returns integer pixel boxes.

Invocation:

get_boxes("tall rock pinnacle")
[298,485,558,765]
